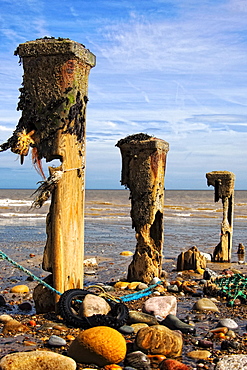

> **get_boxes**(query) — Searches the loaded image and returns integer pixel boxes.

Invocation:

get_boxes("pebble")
[137,283,149,290]
[130,323,149,333]
[159,359,191,370]
[135,325,183,357]
[120,251,133,256]
[118,325,135,334]
[186,350,211,360]
[215,354,247,370]
[10,285,29,293]
[0,314,13,323]
[128,282,142,290]
[160,314,196,335]
[128,311,158,325]
[0,350,76,370]
[221,339,239,350]
[192,298,219,312]
[150,277,161,285]
[217,318,238,330]
[124,351,151,370]
[48,334,66,347]
[114,281,130,290]
[67,326,127,366]
[143,296,177,317]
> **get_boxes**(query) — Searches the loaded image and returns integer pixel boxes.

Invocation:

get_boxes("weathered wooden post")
[1,38,95,307]
[116,133,169,283]
[206,171,235,262]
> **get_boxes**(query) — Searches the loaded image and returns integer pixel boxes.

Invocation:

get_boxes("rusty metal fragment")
[116,133,169,283]
[206,171,235,262]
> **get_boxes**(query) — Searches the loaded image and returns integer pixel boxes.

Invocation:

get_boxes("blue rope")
[0,249,161,302]
[0,250,62,296]
[120,281,161,302]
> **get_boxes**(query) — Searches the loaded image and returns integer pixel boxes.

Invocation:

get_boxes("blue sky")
[0,0,247,189]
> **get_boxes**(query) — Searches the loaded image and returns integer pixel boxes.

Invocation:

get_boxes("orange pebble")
[66,334,75,341]
[213,332,226,339]
[28,320,36,327]
[148,354,166,363]
[104,365,122,370]
[210,327,228,334]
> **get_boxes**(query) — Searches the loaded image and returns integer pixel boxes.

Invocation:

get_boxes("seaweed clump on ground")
[116,133,154,147]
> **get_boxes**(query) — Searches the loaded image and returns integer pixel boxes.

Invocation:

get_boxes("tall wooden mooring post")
[1,38,95,306]
[206,171,235,262]
[116,134,169,283]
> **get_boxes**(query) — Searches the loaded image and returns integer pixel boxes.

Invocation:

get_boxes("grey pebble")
[48,335,66,347]
[217,318,238,330]
[119,325,135,334]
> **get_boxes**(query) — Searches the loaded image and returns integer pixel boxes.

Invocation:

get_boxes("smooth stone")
[160,314,196,335]
[124,351,151,370]
[143,296,177,318]
[215,354,247,369]
[0,350,76,370]
[83,257,98,267]
[18,302,32,311]
[10,285,29,293]
[135,325,183,357]
[221,340,239,350]
[131,323,149,333]
[137,283,149,290]
[118,325,135,334]
[78,293,111,317]
[128,282,141,290]
[120,251,133,256]
[67,326,126,366]
[128,311,158,325]
[217,318,238,330]
[203,268,218,280]
[150,277,161,285]
[186,350,211,359]
[0,295,6,306]
[226,329,236,338]
[167,285,179,293]
[192,298,219,312]
[159,359,191,370]
[2,319,28,334]
[114,281,130,290]
[48,335,66,347]
[0,314,13,323]
[197,339,213,349]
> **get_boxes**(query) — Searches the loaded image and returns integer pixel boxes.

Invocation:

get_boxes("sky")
[0,0,247,190]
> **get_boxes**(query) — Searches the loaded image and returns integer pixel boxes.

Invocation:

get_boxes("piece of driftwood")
[206,171,235,262]
[1,38,95,307]
[116,134,169,283]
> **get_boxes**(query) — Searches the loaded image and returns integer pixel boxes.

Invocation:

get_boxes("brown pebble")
[210,326,228,334]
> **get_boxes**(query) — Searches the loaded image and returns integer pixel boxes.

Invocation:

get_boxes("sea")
[0,189,247,286]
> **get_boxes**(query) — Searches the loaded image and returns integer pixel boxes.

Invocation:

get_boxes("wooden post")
[116,134,169,283]
[206,171,235,262]
[11,38,95,305]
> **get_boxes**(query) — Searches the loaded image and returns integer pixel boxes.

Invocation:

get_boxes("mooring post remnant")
[116,134,169,283]
[206,171,235,262]
[1,38,95,306]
